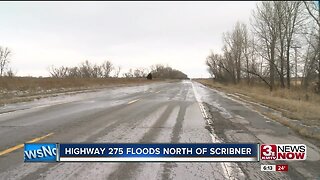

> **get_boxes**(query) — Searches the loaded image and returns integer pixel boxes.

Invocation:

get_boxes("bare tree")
[48,66,69,78]
[274,1,286,88]
[101,60,113,78]
[0,46,11,77]
[242,26,250,84]
[48,60,118,78]
[123,69,134,78]
[133,67,147,78]
[223,22,245,83]
[301,35,317,89]
[252,1,279,91]
[283,1,304,88]
[92,64,103,78]
[67,67,80,77]
[5,68,16,78]
[150,64,188,79]
[206,52,221,79]
[232,22,246,83]
[303,1,320,92]
[79,60,94,78]
[205,1,318,92]
[216,22,250,84]
[222,33,237,83]
[303,1,320,27]
[113,66,121,78]
[206,51,230,81]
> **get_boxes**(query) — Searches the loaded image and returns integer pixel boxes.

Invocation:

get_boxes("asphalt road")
[0,80,319,180]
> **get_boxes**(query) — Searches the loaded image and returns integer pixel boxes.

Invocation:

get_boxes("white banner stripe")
[59,157,257,162]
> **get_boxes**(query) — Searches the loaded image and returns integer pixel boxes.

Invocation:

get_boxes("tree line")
[48,60,117,78]
[0,46,188,80]
[206,1,319,92]
[49,61,188,79]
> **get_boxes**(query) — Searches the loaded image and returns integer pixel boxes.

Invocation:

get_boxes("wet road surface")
[0,80,319,179]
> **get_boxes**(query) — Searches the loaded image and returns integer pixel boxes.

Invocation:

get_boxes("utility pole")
[291,46,301,86]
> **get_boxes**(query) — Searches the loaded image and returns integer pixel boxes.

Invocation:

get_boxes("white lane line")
[191,81,245,180]
[127,99,140,105]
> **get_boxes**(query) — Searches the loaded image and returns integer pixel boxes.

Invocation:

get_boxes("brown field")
[0,77,161,106]
[196,79,320,126]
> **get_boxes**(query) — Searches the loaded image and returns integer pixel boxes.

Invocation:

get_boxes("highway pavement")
[0,80,319,179]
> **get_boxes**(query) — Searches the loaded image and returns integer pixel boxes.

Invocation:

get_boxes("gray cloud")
[0,1,256,77]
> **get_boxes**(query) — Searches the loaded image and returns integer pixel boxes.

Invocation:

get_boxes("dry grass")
[0,77,161,105]
[196,79,320,126]
[0,77,155,91]
[263,112,320,140]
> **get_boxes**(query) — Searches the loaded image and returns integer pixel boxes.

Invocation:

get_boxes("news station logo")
[24,143,57,162]
[260,144,306,160]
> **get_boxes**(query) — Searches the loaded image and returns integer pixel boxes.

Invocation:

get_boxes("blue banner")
[24,143,57,162]
[24,143,259,162]
[58,143,259,162]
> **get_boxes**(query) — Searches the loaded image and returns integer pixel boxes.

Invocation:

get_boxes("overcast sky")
[0,1,257,78]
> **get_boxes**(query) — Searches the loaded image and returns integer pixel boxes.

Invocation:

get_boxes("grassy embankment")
[0,77,160,106]
[196,79,320,128]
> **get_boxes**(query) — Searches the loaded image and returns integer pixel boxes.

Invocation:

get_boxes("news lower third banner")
[24,143,259,162]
